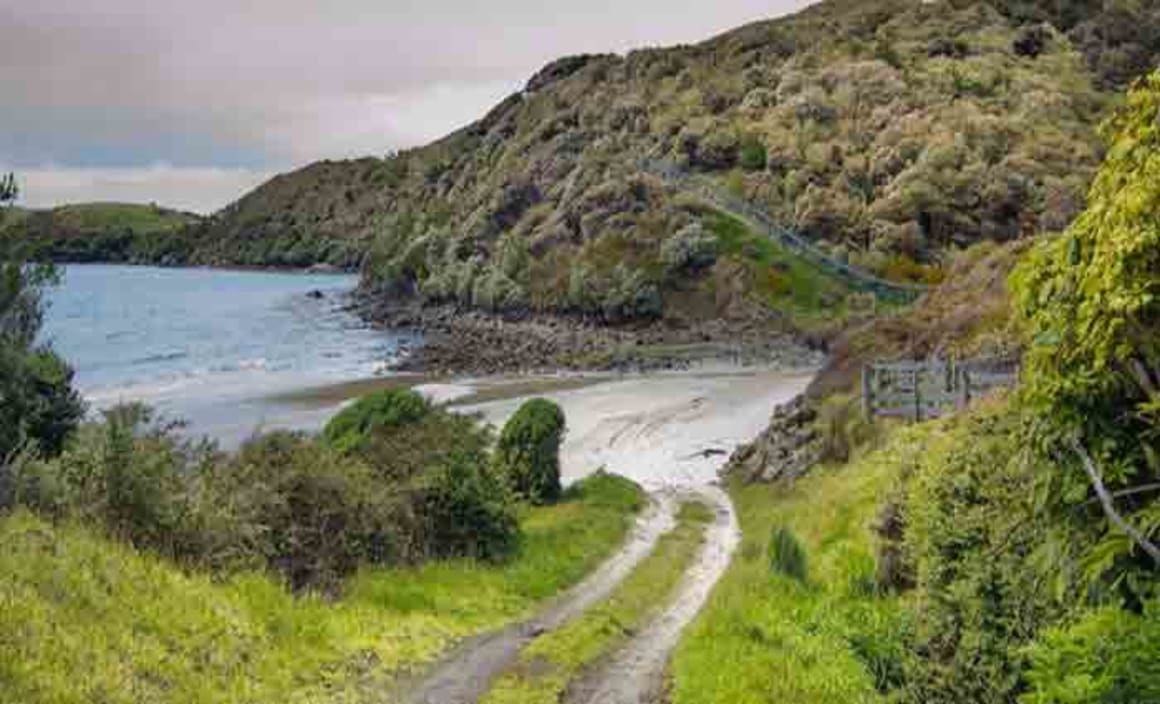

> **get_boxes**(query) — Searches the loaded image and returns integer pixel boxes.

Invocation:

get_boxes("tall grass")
[0,472,642,704]
[669,432,923,703]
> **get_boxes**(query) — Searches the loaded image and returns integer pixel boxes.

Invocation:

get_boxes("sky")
[1,0,812,214]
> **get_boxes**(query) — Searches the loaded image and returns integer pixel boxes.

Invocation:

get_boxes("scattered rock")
[724,394,820,483]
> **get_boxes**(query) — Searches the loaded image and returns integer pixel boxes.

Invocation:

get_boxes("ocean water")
[41,264,413,443]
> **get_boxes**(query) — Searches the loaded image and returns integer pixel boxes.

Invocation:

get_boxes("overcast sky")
[1,0,811,213]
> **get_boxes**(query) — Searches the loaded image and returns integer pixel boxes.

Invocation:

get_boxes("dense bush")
[12,389,522,590]
[899,401,1067,703]
[1022,601,1160,704]
[494,398,566,505]
[0,182,85,466]
[1011,70,1160,598]
[322,387,430,453]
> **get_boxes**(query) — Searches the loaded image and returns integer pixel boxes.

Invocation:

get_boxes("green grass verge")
[0,472,643,704]
[481,501,714,704]
[703,209,851,321]
[669,437,917,704]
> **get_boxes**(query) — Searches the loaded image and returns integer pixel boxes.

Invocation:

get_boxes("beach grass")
[0,472,643,704]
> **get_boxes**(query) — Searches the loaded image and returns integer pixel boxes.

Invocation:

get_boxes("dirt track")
[406,494,678,704]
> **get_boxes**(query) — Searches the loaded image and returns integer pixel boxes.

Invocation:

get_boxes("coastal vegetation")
[0,472,643,703]
[1,202,201,264]
[174,0,1157,328]
[672,67,1160,704]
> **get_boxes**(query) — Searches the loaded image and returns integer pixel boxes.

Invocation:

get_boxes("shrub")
[495,399,566,505]
[345,399,521,563]
[11,404,202,556]
[660,223,718,277]
[322,388,430,453]
[197,431,399,591]
[739,136,768,171]
[1022,601,1160,704]
[767,525,808,582]
[0,221,84,461]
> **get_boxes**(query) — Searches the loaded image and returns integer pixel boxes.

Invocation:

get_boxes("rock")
[306,289,325,300]
[724,394,821,483]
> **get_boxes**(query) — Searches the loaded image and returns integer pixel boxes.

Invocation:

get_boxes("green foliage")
[322,388,430,453]
[767,525,808,582]
[900,400,1068,704]
[1011,70,1160,596]
[0,192,85,466]
[1022,601,1160,704]
[671,447,911,704]
[495,398,565,505]
[0,472,643,703]
[739,136,768,172]
[13,392,520,589]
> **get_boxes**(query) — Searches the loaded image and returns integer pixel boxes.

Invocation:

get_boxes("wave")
[130,350,189,365]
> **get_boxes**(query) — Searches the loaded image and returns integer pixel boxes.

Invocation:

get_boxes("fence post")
[913,364,923,423]
[862,365,873,418]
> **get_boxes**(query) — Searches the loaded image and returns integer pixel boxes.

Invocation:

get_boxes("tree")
[1011,70,1160,594]
[494,398,566,504]
[0,172,85,466]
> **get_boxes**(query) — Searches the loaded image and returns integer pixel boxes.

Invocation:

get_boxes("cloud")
[8,165,274,215]
[1,0,814,207]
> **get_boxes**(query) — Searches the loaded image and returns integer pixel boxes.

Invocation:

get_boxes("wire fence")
[640,159,930,303]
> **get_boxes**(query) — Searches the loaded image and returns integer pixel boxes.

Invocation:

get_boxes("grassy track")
[0,473,642,704]
[669,437,917,704]
[481,501,713,704]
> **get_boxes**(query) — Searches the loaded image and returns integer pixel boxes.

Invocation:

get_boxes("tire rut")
[563,484,739,704]
[404,493,678,704]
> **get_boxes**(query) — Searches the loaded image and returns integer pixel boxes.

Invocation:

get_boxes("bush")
[0,227,84,462]
[322,388,430,453]
[495,399,566,504]
[1022,601,1160,704]
[341,396,521,563]
[11,404,203,556]
[739,136,768,171]
[196,431,399,591]
[767,525,808,582]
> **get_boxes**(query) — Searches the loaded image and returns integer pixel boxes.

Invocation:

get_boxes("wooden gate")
[862,358,1019,421]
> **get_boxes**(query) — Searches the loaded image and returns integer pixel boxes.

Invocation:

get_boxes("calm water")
[42,264,413,443]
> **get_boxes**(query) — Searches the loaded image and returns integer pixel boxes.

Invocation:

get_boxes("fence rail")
[640,159,930,303]
[862,357,1019,421]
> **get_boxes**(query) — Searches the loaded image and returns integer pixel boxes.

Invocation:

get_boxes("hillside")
[180,0,1158,324]
[3,202,202,264]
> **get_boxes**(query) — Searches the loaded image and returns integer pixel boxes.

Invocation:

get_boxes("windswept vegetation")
[157,0,1158,326]
[676,67,1160,704]
[0,472,643,703]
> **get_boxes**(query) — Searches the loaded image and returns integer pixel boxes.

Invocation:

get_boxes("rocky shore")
[350,296,823,377]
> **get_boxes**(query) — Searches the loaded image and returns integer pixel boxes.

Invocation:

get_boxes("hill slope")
[188,0,1157,322]
[3,203,202,264]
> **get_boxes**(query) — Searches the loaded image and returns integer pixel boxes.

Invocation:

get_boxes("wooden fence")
[862,357,1019,421]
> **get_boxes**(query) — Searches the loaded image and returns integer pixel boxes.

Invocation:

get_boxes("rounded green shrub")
[322,388,429,453]
[495,398,566,504]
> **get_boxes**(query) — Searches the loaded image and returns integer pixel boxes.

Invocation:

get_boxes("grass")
[702,209,851,321]
[48,202,199,233]
[0,472,643,704]
[481,501,714,704]
[669,432,921,704]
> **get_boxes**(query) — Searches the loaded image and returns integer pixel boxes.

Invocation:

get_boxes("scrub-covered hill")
[183,0,1155,325]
